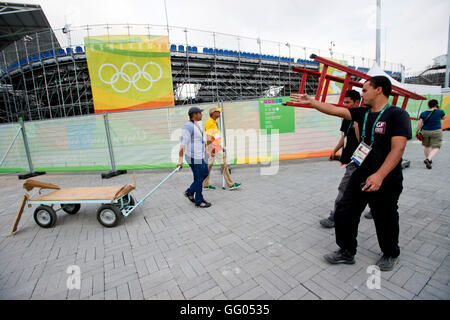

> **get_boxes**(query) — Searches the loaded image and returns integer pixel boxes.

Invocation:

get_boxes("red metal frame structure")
[286,54,426,112]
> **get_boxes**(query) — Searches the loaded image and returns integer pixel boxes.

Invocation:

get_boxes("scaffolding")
[0,24,403,124]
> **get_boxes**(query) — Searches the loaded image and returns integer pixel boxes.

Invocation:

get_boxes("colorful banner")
[442,94,450,130]
[259,97,295,134]
[85,35,175,113]
[320,58,348,94]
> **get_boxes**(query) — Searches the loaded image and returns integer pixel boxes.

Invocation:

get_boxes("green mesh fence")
[23,114,111,172]
[107,103,216,170]
[223,99,341,164]
[0,95,447,173]
[0,124,28,172]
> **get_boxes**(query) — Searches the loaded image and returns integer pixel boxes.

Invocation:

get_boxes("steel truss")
[1,49,321,123]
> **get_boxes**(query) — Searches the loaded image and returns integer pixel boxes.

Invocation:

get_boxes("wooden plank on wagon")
[10,194,29,234]
[30,186,127,202]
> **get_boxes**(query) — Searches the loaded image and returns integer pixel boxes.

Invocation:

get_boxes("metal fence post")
[18,119,46,179]
[20,119,33,173]
[101,112,127,179]
[104,112,116,171]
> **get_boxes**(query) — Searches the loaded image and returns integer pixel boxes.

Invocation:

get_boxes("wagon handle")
[120,167,181,217]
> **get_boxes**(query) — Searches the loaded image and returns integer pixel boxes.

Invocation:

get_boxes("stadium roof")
[0,2,52,50]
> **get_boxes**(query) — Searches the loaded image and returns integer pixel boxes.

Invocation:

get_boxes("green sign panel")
[259,97,295,134]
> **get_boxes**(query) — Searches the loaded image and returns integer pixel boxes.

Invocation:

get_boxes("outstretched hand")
[290,93,312,105]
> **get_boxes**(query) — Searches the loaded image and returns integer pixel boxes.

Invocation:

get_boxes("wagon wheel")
[61,204,81,215]
[34,205,57,228]
[97,204,121,228]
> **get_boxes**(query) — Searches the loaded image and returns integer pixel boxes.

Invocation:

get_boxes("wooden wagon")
[11,167,180,233]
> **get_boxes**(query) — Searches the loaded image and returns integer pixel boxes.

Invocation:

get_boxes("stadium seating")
[43,51,52,58]
[186,46,198,53]
[28,54,39,62]
[2,41,398,77]
[192,46,315,65]
[357,67,369,73]
[56,48,66,56]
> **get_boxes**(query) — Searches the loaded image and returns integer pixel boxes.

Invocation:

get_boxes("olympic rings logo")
[98,62,163,93]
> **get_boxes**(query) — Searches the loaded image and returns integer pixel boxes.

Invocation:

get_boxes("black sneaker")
[184,191,195,203]
[324,249,355,265]
[320,217,335,228]
[424,159,432,169]
[195,201,211,208]
[376,255,399,271]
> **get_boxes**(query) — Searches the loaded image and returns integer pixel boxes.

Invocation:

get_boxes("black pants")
[334,173,403,258]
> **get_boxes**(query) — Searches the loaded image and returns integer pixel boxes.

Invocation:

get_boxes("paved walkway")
[0,133,449,300]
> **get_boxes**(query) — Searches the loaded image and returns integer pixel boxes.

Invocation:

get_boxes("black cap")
[188,107,203,115]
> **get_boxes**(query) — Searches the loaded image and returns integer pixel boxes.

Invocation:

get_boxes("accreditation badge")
[351,142,372,166]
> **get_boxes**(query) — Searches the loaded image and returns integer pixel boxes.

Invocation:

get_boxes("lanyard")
[361,104,389,145]
[191,121,205,155]
[192,121,204,139]
[345,121,353,136]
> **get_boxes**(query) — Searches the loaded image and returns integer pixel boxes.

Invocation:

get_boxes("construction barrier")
[1,95,448,174]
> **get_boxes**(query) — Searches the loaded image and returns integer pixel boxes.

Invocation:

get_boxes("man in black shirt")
[291,76,411,271]
[320,90,361,228]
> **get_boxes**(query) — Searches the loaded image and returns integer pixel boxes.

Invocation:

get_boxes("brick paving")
[0,133,449,300]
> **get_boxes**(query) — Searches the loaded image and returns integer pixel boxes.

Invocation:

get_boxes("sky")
[16,0,450,74]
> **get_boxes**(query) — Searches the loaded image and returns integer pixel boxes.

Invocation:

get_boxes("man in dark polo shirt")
[320,90,361,228]
[291,76,411,271]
